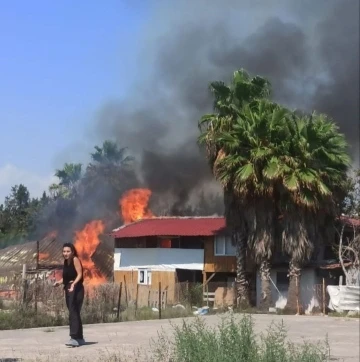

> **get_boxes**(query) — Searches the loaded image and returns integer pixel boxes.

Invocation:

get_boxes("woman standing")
[54,243,85,347]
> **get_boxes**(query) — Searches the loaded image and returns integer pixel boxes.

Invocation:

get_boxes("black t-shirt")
[63,258,83,286]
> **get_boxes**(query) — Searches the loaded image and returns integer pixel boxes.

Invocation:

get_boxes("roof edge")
[111,216,224,233]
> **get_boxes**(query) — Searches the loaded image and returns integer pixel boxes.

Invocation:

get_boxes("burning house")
[111,216,242,306]
[111,188,360,310]
[110,188,241,306]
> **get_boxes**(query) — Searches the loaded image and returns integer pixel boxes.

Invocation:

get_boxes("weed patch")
[151,315,331,362]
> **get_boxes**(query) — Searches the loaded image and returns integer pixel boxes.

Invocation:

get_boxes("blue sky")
[0,1,148,202]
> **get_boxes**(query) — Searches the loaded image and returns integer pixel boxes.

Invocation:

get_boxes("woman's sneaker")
[76,338,86,345]
[65,338,79,347]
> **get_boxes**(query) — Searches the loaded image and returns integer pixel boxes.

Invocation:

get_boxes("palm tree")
[198,69,273,307]
[90,140,133,166]
[199,69,271,167]
[199,69,350,312]
[80,141,138,223]
[50,163,83,199]
[275,113,351,312]
[55,163,83,187]
[214,100,290,309]
[85,141,135,191]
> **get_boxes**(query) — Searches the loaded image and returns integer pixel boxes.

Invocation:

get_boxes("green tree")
[4,184,31,234]
[0,184,44,247]
[277,113,350,311]
[84,141,135,190]
[342,169,360,217]
[49,163,82,199]
[81,141,137,224]
[199,69,351,312]
[90,140,133,165]
[198,69,272,308]
[212,100,290,310]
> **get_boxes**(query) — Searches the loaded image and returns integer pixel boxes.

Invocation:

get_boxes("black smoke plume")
[94,0,359,216]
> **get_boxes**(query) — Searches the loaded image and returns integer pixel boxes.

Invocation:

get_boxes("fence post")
[206,284,209,307]
[296,275,300,315]
[135,284,139,318]
[34,273,38,314]
[322,278,326,315]
[116,282,122,321]
[158,282,162,319]
[123,275,128,307]
[22,264,27,305]
[36,240,39,269]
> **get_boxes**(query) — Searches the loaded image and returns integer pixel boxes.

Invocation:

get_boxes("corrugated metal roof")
[0,234,114,280]
[0,234,62,273]
[110,217,227,238]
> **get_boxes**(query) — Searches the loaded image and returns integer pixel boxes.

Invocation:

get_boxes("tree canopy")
[198,68,352,310]
[0,141,136,248]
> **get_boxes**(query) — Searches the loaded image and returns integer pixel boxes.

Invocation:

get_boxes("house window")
[214,236,236,256]
[138,269,152,285]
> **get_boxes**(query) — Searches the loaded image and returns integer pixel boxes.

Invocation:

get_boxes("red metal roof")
[110,215,360,239]
[341,216,360,227]
[111,217,226,238]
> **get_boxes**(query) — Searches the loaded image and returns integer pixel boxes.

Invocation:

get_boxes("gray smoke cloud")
[95,0,359,214]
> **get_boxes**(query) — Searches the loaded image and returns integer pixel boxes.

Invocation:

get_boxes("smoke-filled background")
[31,0,359,240]
[90,0,359,216]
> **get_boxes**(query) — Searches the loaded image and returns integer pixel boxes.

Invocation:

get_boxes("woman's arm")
[70,257,83,287]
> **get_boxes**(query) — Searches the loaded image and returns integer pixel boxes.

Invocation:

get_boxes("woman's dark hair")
[62,243,78,258]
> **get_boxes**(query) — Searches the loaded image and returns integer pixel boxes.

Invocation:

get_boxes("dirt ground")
[0,313,358,361]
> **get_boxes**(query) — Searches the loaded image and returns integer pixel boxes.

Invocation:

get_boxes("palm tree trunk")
[259,259,272,310]
[234,232,250,309]
[285,260,301,314]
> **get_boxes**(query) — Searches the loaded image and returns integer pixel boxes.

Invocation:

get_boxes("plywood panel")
[203,237,256,273]
[114,270,177,306]
[204,237,236,273]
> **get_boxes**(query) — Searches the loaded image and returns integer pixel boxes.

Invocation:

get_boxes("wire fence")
[0,279,206,325]
[0,267,332,328]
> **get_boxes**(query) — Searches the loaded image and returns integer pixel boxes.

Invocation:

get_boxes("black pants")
[65,284,84,339]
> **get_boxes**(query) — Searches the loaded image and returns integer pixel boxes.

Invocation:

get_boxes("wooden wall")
[204,237,237,273]
[204,237,256,273]
[114,270,177,306]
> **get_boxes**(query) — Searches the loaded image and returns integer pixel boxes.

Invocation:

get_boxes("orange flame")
[37,230,57,262]
[38,252,50,261]
[120,188,154,224]
[74,220,106,286]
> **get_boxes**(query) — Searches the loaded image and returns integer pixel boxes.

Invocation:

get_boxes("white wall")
[114,248,204,271]
[256,268,321,313]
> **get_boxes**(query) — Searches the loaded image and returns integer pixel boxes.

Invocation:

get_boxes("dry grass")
[0,281,195,330]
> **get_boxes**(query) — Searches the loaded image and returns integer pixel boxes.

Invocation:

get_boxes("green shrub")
[180,283,203,307]
[151,315,331,362]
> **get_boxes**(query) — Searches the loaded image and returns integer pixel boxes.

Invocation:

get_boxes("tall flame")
[74,220,106,286]
[120,188,154,224]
